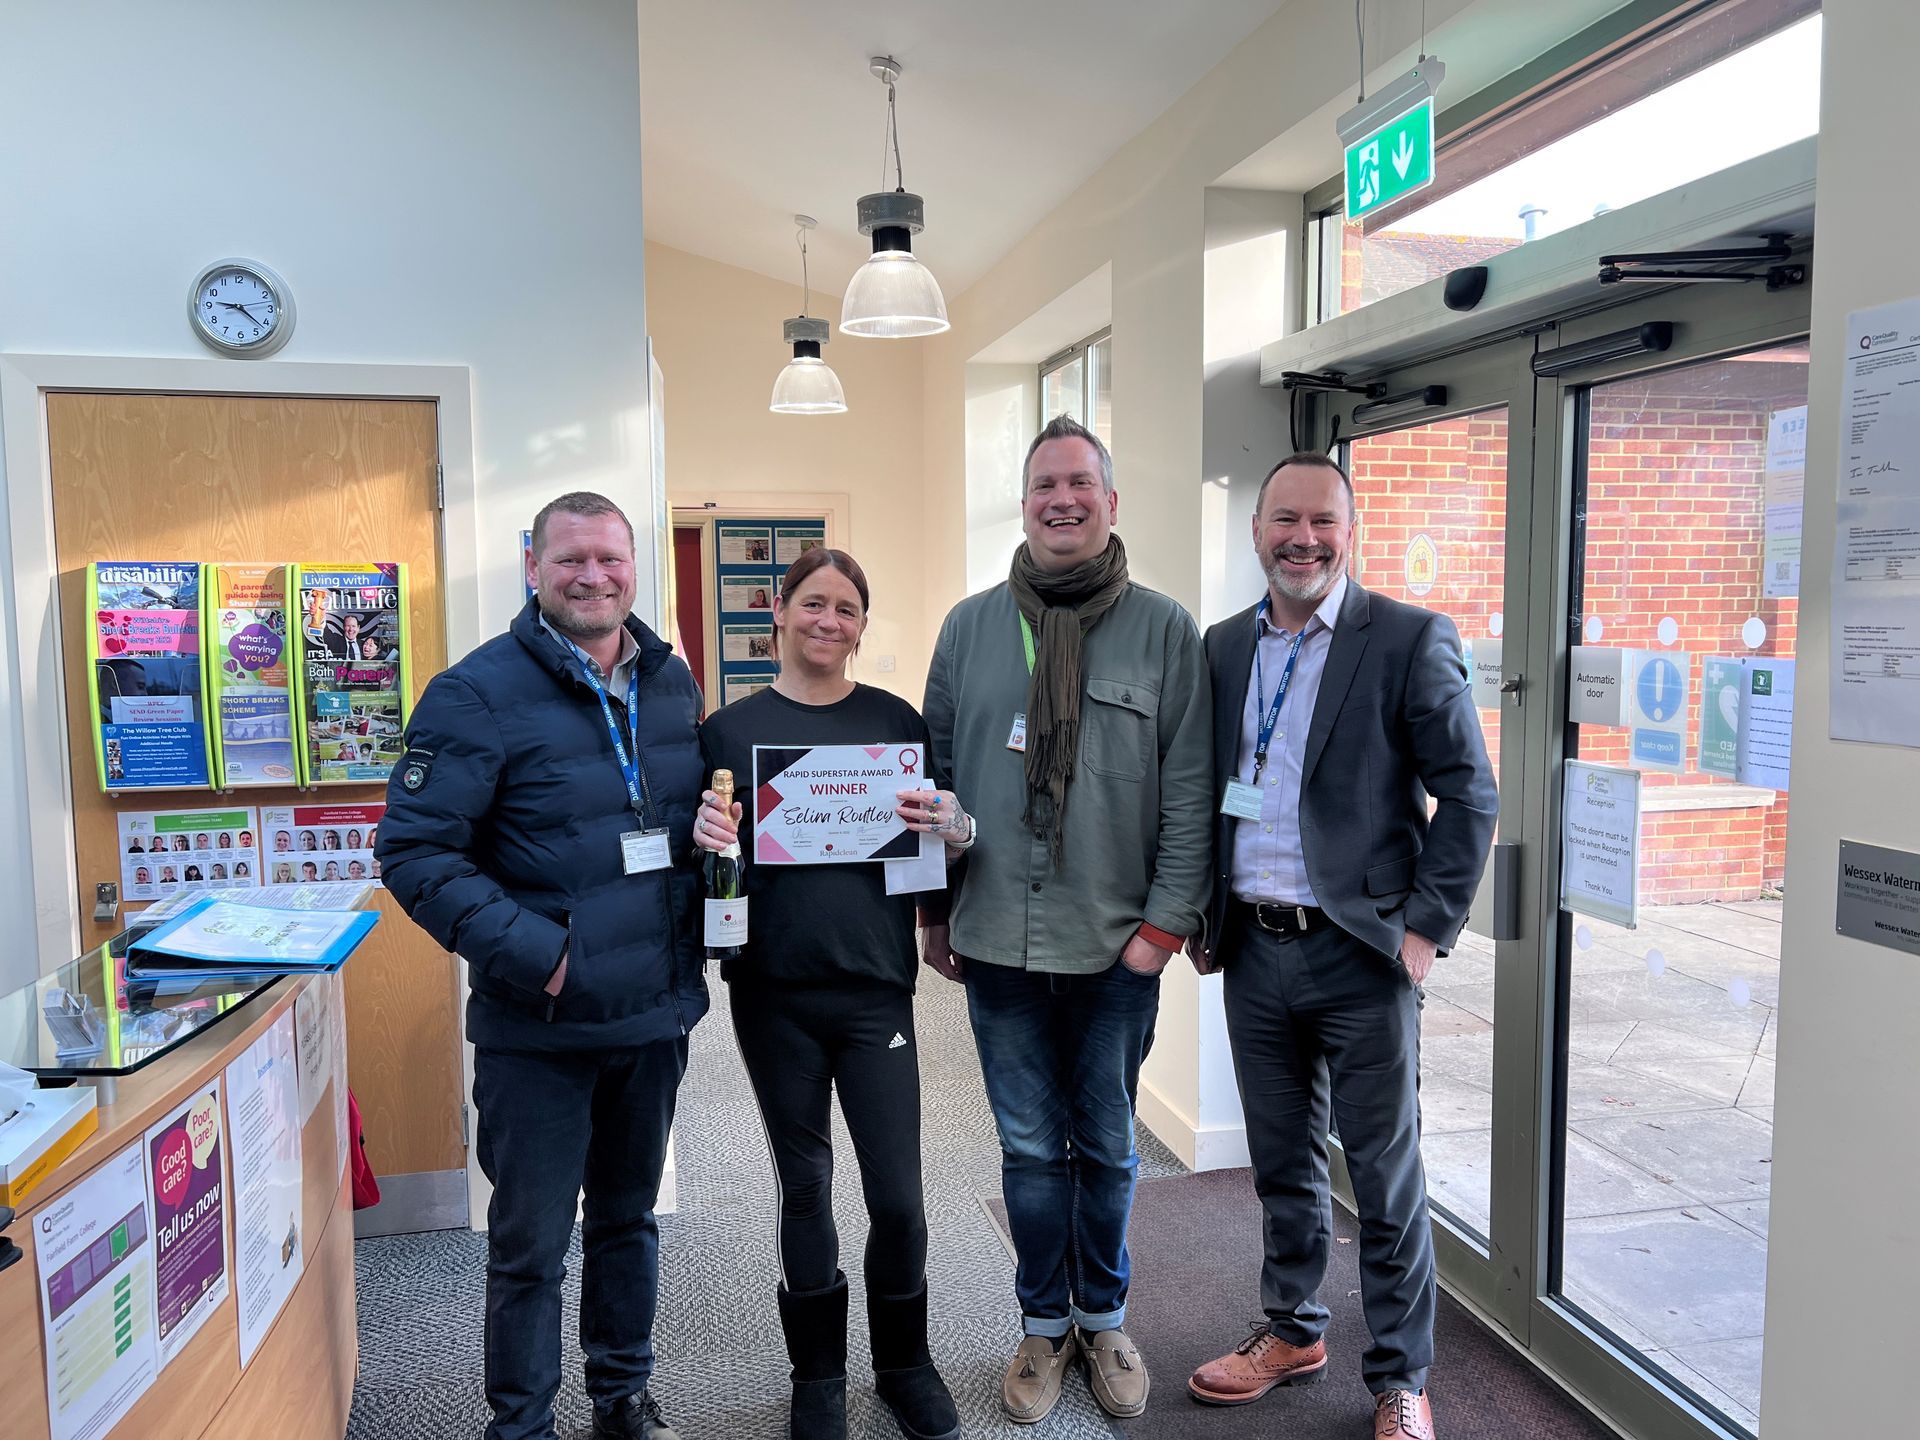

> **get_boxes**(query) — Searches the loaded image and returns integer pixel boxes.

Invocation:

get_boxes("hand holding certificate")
[752,743,929,864]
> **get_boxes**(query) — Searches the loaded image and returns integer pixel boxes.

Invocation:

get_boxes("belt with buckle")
[1234,898,1327,937]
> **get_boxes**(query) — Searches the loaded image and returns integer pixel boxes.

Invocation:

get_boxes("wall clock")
[189,258,295,357]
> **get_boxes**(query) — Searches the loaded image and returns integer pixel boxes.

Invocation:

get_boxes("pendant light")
[840,57,950,339]
[770,215,847,415]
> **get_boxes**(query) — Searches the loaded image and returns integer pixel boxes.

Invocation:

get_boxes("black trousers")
[730,982,928,1298]
[473,1037,687,1440]
[1223,919,1436,1394]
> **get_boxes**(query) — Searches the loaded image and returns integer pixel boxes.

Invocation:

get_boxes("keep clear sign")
[1562,761,1642,928]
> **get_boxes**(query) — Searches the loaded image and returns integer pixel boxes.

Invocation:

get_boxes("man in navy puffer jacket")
[378,491,706,1440]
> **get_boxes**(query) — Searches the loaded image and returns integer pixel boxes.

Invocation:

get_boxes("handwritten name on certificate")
[752,743,926,864]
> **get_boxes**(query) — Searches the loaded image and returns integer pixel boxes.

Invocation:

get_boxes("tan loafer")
[1001,1336,1069,1425]
[1376,1388,1437,1439]
[1075,1327,1149,1418]
[1188,1321,1328,1404]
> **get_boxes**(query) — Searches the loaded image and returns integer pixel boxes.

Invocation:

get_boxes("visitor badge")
[1007,712,1027,752]
[1220,779,1265,821]
[621,829,672,875]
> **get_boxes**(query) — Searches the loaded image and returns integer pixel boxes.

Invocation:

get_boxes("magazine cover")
[206,564,297,786]
[87,561,213,791]
[289,564,411,785]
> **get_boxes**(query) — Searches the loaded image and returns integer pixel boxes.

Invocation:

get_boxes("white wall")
[0,0,652,986]
[642,241,929,703]
[1761,0,1920,1429]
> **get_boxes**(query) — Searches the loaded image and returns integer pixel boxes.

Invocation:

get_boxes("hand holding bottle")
[694,790,743,853]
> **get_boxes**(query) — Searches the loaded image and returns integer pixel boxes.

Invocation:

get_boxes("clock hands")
[215,299,269,328]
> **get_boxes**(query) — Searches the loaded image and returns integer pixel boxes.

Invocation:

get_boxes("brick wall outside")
[1346,359,1804,905]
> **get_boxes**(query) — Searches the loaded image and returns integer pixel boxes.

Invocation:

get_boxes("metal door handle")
[1490,842,1522,941]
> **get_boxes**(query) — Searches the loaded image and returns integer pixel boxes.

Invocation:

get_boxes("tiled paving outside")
[1419,899,1779,1434]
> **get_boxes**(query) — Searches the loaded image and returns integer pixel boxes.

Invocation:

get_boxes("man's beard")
[540,592,626,640]
[1263,547,1341,604]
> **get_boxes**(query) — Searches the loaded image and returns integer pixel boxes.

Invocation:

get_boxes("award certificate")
[752,743,926,864]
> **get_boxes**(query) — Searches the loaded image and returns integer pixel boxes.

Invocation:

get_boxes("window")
[1309,0,1821,324]
[1039,329,1112,445]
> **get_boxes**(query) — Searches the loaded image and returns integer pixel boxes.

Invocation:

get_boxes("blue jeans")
[965,958,1160,1337]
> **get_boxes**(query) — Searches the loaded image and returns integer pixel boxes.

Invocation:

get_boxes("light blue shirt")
[1229,574,1347,907]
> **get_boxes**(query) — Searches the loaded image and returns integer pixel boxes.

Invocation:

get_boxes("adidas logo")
[888,1032,907,1050]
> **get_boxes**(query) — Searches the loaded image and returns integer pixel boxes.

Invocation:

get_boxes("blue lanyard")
[1250,599,1307,785]
[562,636,653,824]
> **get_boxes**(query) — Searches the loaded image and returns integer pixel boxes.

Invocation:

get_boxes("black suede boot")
[777,1274,849,1440]
[868,1284,960,1440]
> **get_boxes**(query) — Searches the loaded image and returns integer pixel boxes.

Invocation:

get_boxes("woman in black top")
[696,548,971,1440]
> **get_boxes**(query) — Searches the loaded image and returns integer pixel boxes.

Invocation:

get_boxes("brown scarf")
[1007,535,1132,868]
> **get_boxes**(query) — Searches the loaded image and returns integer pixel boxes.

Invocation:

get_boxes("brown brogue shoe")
[1375,1388,1436,1439]
[1186,1321,1328,1406]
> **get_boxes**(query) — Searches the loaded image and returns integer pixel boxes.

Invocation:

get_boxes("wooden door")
[47,392,466,1209]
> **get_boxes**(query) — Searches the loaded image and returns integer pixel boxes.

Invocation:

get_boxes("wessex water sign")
[1344,96,1435,222]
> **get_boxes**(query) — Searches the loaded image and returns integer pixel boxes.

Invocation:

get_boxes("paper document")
[132,897,377,971]
[1833,297,1920,745]
[227,1009,304,1367]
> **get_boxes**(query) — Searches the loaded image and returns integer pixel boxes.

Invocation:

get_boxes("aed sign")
[1345,96,1435,221]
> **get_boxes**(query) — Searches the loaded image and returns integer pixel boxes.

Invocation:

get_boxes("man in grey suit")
[1184,452,1496,1440]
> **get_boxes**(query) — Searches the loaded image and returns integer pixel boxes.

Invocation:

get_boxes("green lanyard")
[1018,614,1036,675]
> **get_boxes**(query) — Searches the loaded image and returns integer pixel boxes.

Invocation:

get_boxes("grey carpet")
[348,976,1185,1438]
[988,1169,1617,1439]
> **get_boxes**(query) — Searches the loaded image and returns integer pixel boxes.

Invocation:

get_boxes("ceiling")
[639,0,1290,303]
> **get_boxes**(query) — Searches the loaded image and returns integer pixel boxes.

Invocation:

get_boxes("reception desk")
[0,953,357,1440]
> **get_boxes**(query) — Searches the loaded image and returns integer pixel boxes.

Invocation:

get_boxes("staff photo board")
[710,518,825,710]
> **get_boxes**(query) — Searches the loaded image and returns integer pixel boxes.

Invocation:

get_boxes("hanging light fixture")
[840,56,950,339]
[770,215,847,415]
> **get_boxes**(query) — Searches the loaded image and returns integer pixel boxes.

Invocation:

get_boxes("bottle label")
[704,897,748,946]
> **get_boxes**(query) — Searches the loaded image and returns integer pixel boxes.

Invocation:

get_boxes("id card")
[1220,778,1265,821]
[1007,712,1027,752]
[621,829,672,874]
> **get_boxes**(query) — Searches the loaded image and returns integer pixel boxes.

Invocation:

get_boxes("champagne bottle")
[703,768,747,961]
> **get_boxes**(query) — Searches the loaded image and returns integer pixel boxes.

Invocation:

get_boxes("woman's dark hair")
[772,548,870,661]
[778,547,870,610]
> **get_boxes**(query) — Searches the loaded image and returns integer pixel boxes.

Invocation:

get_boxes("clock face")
[194,266,282,350]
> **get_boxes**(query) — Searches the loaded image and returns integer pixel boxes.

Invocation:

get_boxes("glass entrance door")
[1309,273,1811,1440]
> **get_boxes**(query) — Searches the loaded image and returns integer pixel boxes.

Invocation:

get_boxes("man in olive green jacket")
[923,415,1212,1425]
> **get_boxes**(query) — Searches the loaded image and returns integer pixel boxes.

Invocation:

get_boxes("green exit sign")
[1344,96,1435,221]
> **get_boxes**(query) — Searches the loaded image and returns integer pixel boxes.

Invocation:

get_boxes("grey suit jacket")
[1203,580,1497,964]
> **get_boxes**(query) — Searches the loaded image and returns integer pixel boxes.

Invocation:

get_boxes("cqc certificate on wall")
[752,743,926,864]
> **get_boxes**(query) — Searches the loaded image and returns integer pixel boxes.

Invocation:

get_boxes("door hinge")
[435,463,446,511]
[460,1101,470,1146]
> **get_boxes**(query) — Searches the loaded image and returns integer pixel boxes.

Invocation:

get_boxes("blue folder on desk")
[127,896,379,978]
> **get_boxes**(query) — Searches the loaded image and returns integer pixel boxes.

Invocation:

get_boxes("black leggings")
[730,983,928,1298]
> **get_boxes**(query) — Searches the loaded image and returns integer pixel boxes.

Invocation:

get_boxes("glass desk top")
[1,882,375,1078]
[0,920,277,1078]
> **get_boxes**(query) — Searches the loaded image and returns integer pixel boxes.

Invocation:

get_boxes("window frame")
[1302,0,1820,326]
[1038,327,1112,437]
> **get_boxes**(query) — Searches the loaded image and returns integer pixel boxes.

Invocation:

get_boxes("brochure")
[290,563,411,785]
[87,561,212,791]
[206,563,298,786]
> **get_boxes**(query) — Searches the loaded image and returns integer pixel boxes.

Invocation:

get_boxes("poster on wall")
[226,1008,304,1368]
[206,563,298,786]
[87,561,213,791]
[718,524,773,566]
[144,1083,229,1370]
[1763,405,1807,600]
[33,1142,159,1440]
[722,624,775,663]
[775,526,826,565]
[119,808,262,903]
[259,803,384,887]
[724,672,776,705]
[290,564,411,785]
[720,575,776,614]
[1831,296,1920,747]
